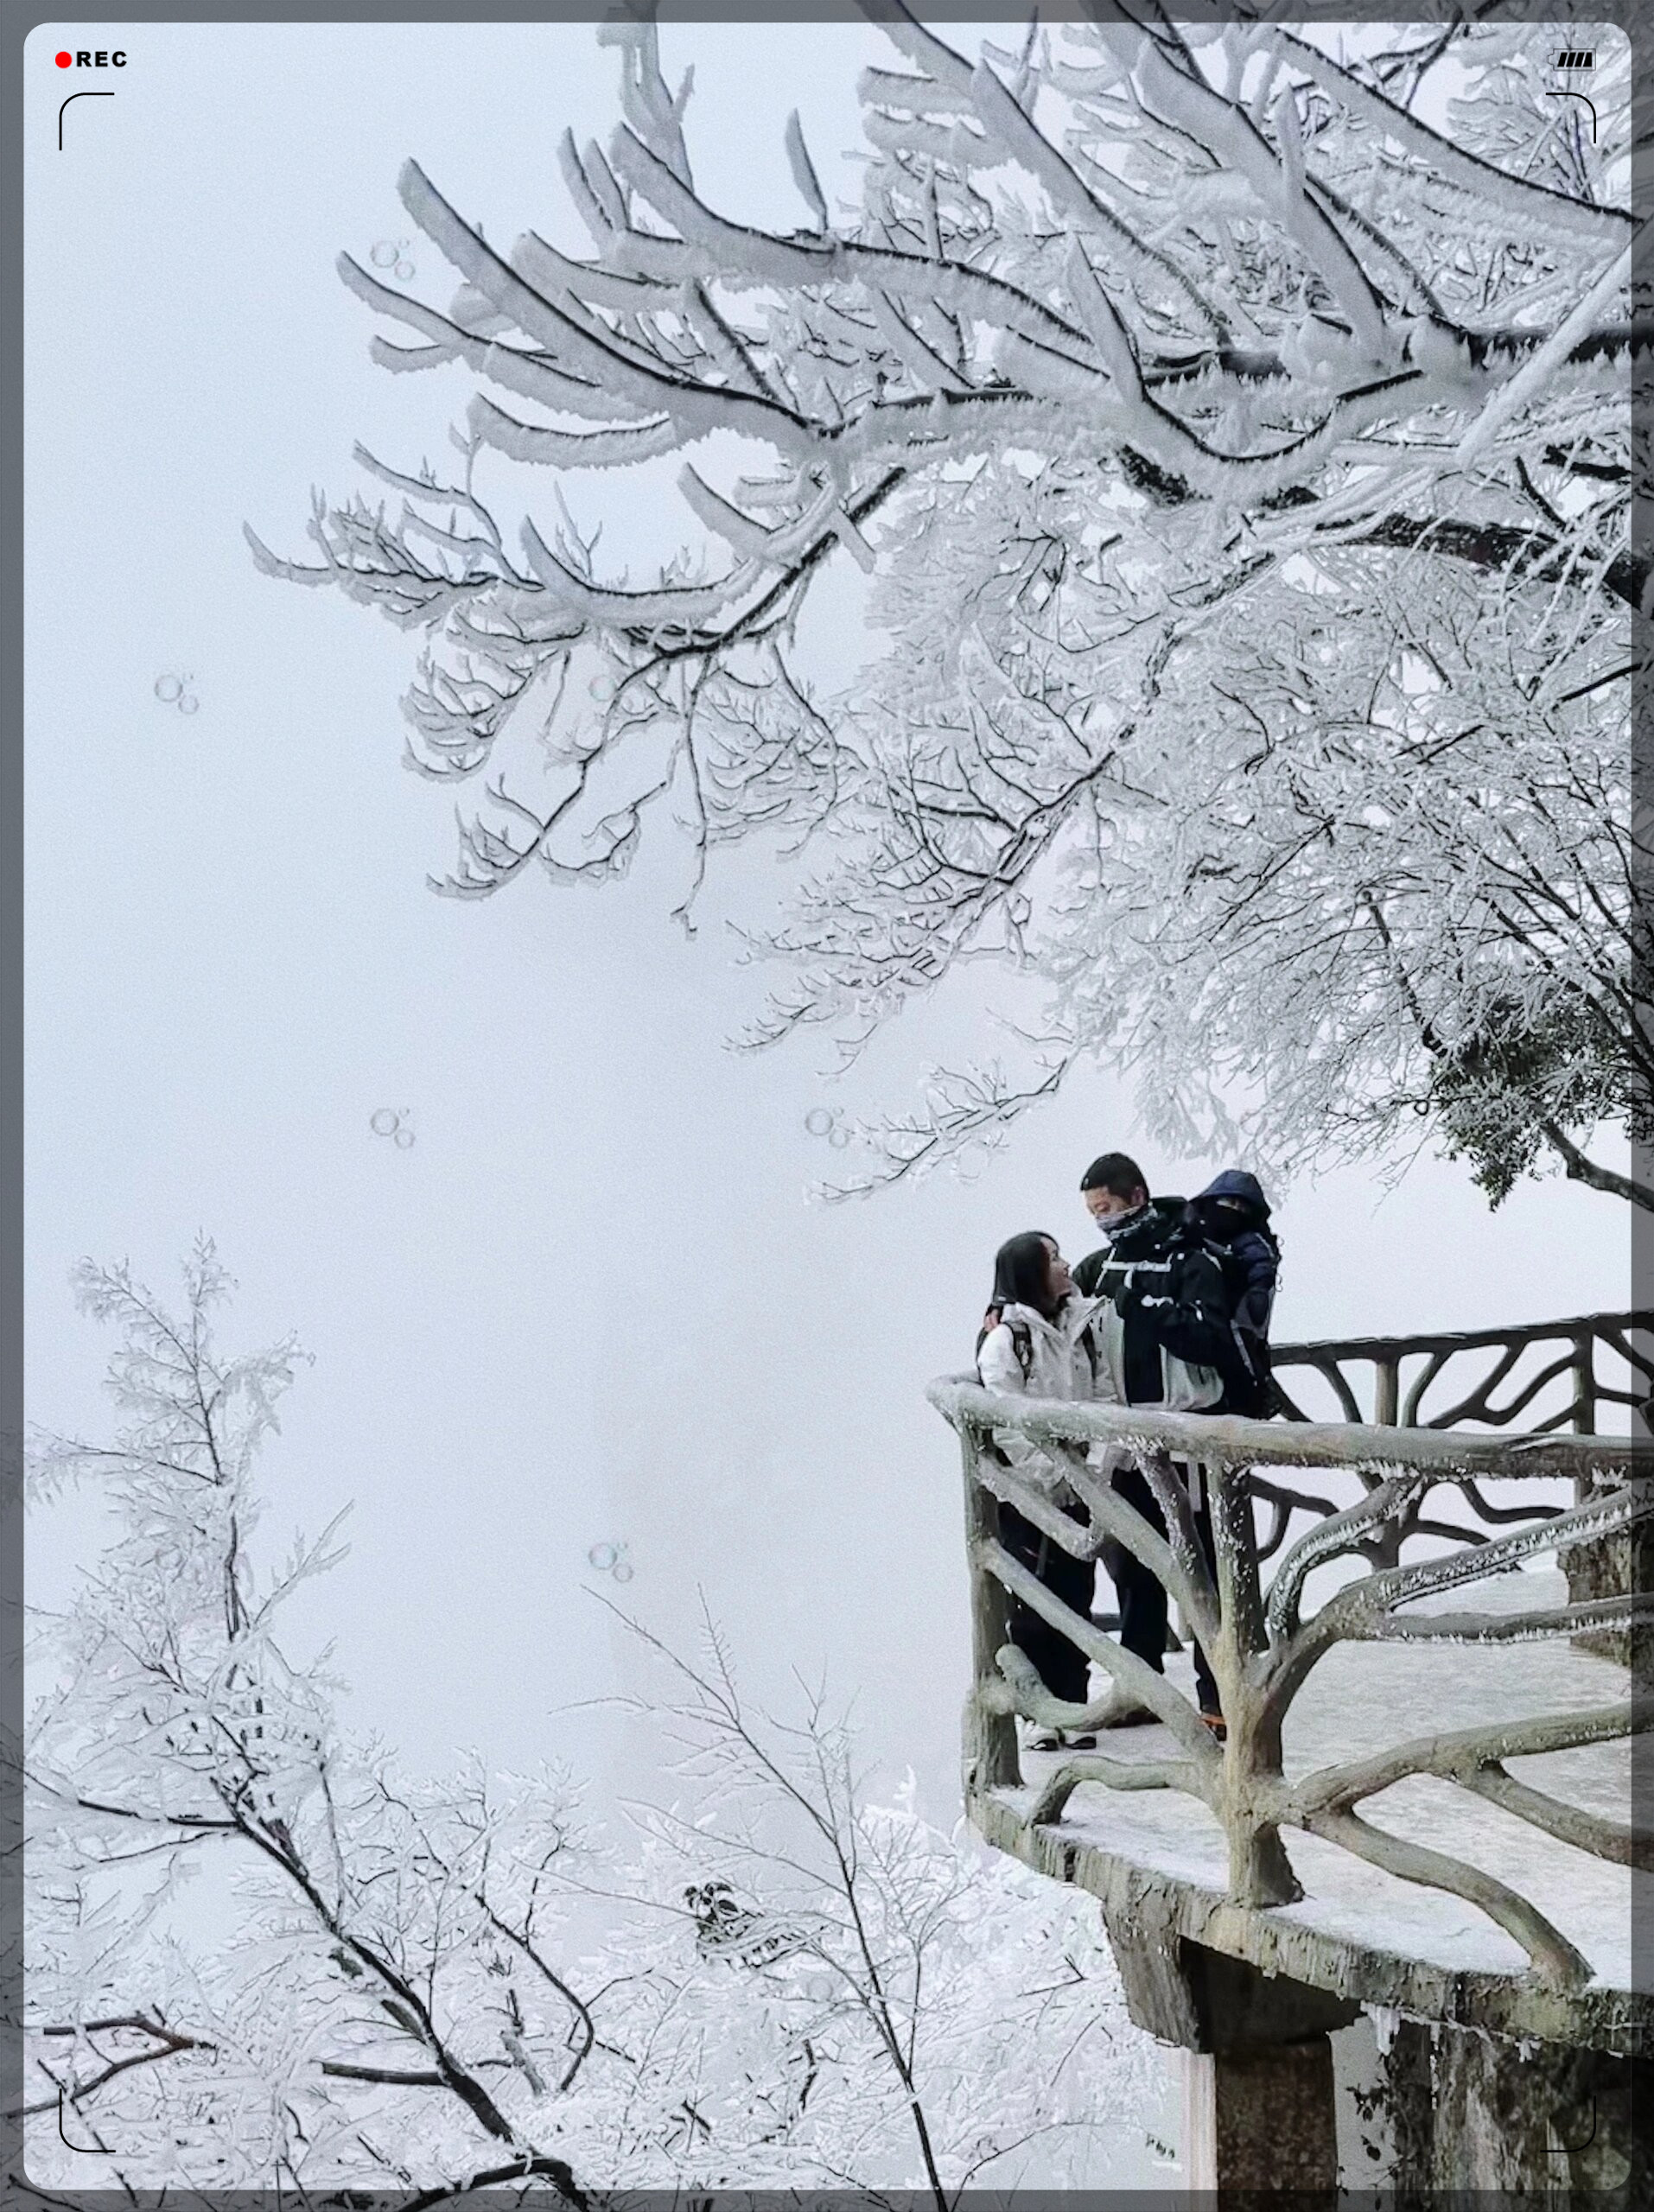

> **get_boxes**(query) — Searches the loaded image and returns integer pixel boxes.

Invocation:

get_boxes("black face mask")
[1098,1203,1148,1242]
[1197,1200,1254,1236]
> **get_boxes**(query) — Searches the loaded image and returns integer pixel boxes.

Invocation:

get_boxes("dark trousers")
[1110,1461,1221,1716]
[997,1497,1094,1707]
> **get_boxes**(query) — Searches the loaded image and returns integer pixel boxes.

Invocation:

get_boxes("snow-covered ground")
[1004,1571,1642,1993]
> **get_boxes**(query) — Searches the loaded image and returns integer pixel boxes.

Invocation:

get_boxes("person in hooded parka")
[1182,1170,1282,1419]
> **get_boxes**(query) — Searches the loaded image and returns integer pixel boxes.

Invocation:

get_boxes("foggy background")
[27,15,1632,1855]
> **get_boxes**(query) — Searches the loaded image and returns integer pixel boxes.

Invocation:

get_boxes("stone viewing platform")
[976,1568,1644,2056]
[929,1315,1649,2195]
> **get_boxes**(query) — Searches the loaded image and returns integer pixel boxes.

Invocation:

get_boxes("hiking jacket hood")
[1193,1169,1271,1218]
[1185,1173,1280,1369]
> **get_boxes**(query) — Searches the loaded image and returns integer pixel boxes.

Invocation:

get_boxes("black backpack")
[1180,1197,1281,1419]
[1216,1235,1281,1418]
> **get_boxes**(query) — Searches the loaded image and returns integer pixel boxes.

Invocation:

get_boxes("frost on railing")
[1256,1312,1652,1567]
[926,1378,1650,1991]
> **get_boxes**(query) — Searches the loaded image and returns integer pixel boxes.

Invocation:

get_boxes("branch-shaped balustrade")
[1255,1311,1652,1567]
[929,1376,1651,1987]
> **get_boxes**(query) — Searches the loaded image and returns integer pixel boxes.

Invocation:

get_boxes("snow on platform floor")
[1002,1571,1644,1993]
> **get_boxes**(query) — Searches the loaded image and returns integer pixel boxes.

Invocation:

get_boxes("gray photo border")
[8,2,1646,2202]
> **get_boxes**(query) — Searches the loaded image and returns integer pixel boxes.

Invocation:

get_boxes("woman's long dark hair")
[990,1231,1060,1316]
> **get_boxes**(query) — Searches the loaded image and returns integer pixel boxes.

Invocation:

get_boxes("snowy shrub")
[18,1248,1159,2197]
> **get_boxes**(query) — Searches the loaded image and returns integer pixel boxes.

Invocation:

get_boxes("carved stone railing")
[1264,1313,1651,1556]
[1087,1319,1651,1637]
[1263,1314,1653,1646]
[1271,1311,1652,1437]
[928,1379,1650,1992]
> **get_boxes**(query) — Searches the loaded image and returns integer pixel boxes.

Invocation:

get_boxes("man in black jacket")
[1071,1153,1235,1736]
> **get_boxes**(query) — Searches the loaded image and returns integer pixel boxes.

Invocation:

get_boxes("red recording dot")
[55,52,73,67]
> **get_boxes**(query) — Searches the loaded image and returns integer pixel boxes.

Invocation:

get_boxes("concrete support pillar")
[1180,2036,1339,2196]
[1100,1902,1643,2197]
[1102,1909,1356,2194]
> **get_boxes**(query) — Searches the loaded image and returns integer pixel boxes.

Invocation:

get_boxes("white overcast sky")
[26,18,1633,1836]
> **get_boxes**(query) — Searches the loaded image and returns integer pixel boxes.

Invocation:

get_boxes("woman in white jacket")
[976,1232,1105,1751]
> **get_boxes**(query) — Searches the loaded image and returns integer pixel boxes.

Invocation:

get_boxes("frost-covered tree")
[16,1247,1155,2199]
[253,7,1644,1205]
[546,1622,1159,2196]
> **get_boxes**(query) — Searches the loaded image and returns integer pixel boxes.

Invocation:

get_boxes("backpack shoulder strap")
[1079,1318,1104,1382]
[1008,1317,1034,1382]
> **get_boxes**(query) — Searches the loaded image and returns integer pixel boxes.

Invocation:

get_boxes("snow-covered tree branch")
[19,1249,1158,2196]
[256,7,1643,1202]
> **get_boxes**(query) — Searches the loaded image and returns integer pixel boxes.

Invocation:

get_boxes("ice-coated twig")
[258,10,1644,1218]
[1258,25,1633,244]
